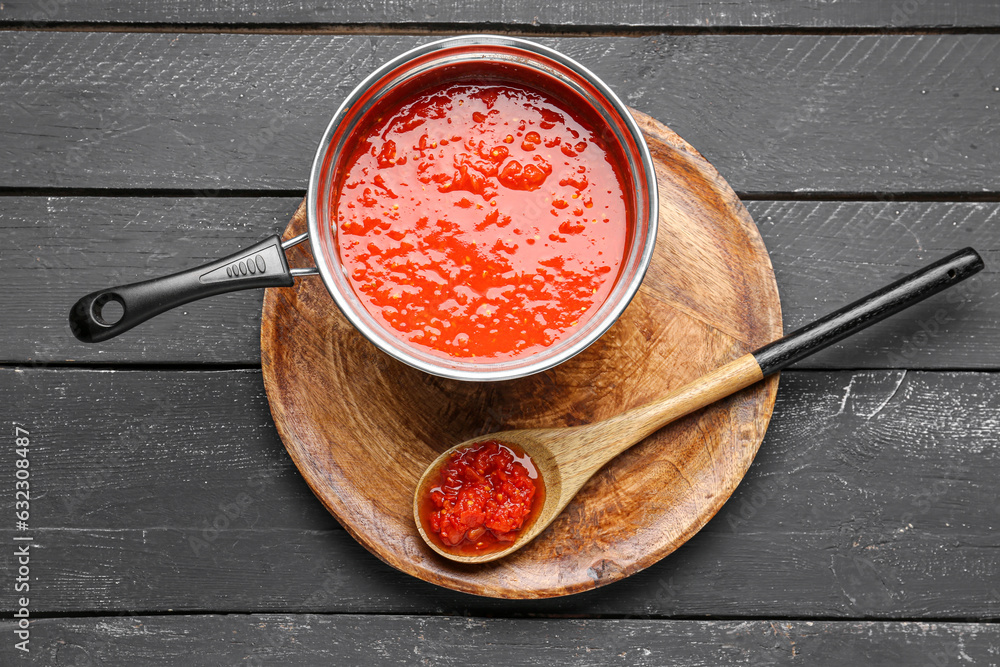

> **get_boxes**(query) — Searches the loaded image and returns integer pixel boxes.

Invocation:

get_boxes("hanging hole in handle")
[92,293,126,326]
[947,268,958,280]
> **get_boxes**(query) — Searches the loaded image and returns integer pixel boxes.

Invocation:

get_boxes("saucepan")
[68,35,659,382]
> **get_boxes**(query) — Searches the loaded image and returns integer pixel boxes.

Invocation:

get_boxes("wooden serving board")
[261,110,782,599]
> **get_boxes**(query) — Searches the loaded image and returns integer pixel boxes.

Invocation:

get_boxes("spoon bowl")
[414,248,984,563]
[414,430,565,563]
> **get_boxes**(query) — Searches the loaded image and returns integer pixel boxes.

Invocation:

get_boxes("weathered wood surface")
[2,0,998,30]
[2,368,996,616]
[1,34,998,194]
[262,112,783,597]
[1,616,998,666]
[4,197,995,367]
[1,10,997,658]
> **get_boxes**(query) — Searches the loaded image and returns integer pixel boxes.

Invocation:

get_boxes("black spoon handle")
[752,247,985,375]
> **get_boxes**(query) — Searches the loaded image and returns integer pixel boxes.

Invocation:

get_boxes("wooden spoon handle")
[588,247,985,464]
[591,354,764,452]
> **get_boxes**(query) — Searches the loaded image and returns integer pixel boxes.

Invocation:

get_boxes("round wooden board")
[261,110,782,599]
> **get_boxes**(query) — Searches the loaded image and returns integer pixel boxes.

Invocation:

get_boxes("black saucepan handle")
[69,235,296,343]
[753,247,985,374]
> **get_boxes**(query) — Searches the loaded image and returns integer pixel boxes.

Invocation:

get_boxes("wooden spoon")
[414,248,984,563]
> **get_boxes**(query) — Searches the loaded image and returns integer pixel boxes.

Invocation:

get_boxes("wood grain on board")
[1,616,998,666]
[261,110,781,597]
[7,197,995,366]
[2,0,997,29]
[1,34,997,194]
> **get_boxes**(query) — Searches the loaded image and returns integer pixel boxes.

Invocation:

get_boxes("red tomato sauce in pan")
[334,76,629,361]
[420,440,543,555]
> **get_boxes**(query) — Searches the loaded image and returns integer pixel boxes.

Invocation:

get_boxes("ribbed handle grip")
[69,235,295,343]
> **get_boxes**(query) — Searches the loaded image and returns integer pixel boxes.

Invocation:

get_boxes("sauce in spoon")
[417,440,545,556]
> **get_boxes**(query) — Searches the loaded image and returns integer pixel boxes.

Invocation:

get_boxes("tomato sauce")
[334,73,629,361]
[419,440,543,555]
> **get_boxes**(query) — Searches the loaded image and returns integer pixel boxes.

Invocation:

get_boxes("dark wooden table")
[2,3,998,664]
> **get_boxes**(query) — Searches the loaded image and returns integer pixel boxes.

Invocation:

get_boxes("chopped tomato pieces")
[424,440,541,553]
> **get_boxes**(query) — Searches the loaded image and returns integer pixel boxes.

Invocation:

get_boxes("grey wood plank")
[1,615,998,666]
[1,33,997,193]
[3,197,996,367]
[2,0,997,29]
[1,368,996,617]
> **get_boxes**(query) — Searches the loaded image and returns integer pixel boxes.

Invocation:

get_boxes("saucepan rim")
[305,34,659,381]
